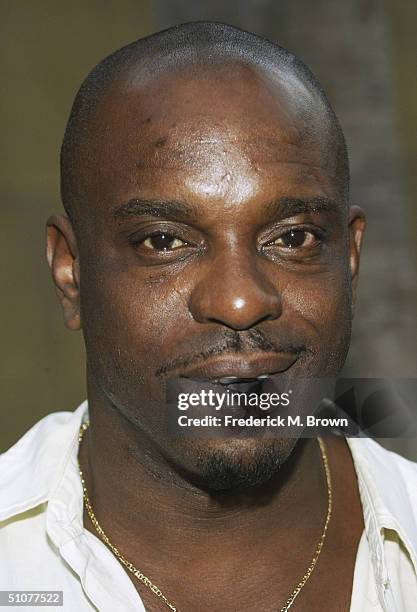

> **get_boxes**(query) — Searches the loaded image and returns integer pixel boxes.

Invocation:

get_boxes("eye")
[142,232,187,251]
[273,229,319,249]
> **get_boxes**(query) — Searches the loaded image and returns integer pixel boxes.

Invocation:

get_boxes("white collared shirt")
[1,402,417,611]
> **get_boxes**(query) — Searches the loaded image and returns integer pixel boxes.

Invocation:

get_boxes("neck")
[78,377,364,611]
[79,381,330,555]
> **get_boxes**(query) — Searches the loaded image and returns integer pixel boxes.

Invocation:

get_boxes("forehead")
[77,61,339,219]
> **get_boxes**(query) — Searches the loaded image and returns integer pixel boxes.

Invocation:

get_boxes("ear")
[348,205,366,308]
[46,215,81,330]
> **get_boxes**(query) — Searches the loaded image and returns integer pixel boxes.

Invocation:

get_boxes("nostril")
[205,308,281,332]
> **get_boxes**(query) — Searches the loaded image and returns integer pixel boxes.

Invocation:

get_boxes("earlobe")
[46,215,82,331]
[348,205,366,307]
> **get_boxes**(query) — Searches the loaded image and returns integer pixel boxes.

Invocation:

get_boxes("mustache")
[155,328,309,378]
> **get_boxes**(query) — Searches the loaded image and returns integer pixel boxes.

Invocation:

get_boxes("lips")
[178,352,299,382]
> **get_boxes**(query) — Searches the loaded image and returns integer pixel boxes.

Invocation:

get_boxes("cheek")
[281,267,352,347]
[80,258,190,383]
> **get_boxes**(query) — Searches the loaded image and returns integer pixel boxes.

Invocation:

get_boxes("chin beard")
[187,438,298,492]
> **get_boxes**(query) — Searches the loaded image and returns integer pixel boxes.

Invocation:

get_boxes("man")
[1,22,416,612]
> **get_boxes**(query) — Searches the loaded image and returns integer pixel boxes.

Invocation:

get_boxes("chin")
[175,437,299,493]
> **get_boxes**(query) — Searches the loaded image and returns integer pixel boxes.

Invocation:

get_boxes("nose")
[188,253,282,331]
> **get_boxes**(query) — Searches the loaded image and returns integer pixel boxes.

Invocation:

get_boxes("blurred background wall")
[1,0,416,455]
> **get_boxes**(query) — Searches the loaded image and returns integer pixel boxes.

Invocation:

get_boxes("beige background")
[1,1,416,454]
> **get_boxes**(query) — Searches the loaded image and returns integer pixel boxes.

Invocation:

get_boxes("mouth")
[178,352,299,383]
[211,374,271,385]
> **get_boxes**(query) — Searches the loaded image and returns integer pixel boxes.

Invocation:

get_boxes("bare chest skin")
[81,437,363,612]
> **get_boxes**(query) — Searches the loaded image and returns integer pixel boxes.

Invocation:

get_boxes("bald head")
[60,22,348,224]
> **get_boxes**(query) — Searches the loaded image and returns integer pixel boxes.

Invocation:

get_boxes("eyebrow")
[113,195,340,222]
[113,198,198,221]
[266,196,340,218]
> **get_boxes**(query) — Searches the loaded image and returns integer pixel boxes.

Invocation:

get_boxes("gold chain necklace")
[78,422,332,612]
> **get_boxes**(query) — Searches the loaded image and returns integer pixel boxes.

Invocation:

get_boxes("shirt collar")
[0,401,87,522]
[347,436,417,582]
